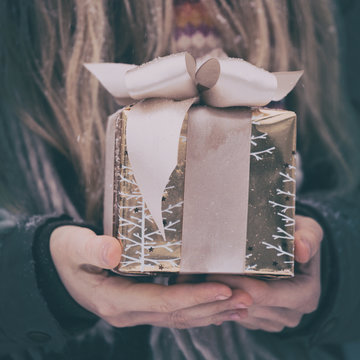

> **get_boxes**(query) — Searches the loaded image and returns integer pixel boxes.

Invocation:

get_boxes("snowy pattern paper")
[109,107,295,276]
[112,108,187,273]
[245,109,296,277]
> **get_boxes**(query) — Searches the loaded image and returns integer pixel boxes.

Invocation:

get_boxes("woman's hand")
[50,226,252,329]
[207,215,323,332]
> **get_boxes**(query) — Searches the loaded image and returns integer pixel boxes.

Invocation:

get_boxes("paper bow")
[86,53,302,240]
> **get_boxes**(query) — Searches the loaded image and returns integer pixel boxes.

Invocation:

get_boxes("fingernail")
[215,294,231,301]
[235,303,248,309]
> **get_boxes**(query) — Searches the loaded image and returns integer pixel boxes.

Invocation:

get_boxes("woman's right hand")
[50,226,252,328]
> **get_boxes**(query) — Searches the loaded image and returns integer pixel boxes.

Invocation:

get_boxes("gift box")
[87,53,301,277]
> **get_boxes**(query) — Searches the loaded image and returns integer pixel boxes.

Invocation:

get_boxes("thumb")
[90,235,123,269]
[77,232,122,269]
[294,216,323,263]
[51,226,122,269]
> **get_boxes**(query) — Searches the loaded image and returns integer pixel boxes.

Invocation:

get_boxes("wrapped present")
[86,53,302,277]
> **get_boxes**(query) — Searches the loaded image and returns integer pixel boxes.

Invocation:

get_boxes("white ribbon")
[86,53,302,241]
[85,52,303,107]
[126,98,195,238]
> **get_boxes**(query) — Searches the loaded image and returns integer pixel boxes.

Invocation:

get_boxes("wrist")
[33,217,99,334]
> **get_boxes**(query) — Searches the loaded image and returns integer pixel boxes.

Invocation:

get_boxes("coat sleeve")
[0,210,69,354]
[294,0,360,345]
[0,207,154,359]
[281,189,360,345]
[0,209,103,355]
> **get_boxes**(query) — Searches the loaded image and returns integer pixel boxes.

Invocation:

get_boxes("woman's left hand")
[207,215,323,332]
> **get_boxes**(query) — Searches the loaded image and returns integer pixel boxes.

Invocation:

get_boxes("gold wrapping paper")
[110,107,296,276]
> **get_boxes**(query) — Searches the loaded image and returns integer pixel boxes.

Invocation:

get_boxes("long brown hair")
[1,0,359,223]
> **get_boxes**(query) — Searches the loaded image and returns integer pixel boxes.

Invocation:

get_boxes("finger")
[248,306,303,329]
[93,278,239,317]
[207,274,319,312]
[54,226,122,269]
[78,235,122,269]
[294,215,323,263]
[162,288,250,323]
[237,317,288,333]
[163,308,248,329]
[104,308,248,328]
[110,289,250,328]
[182,309,248,328]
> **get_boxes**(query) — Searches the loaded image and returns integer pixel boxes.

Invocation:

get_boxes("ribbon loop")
[86,52,302,107]
[202,58,277,107]
[126,52,198,101]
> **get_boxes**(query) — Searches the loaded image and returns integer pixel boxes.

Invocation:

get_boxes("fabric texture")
[172,0,223,57]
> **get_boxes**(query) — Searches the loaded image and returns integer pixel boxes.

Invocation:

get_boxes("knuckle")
[78,232,97,259]
[242,323,259,331]
[155,297,175,313]
[104,317,122,327]
[188,289,211,308]
[105,316,130,328]
[215,300,233,313]
[286,315,302,328]
[260,321,285,332]
[252,282,270,305]
[153,289,183,313]
[301,290,320,314]
[303,298,319,314]
[214,321,224,326]
[269,324,285,333]
[169,310,191,329]
[298,282,320,314]
[94,299,118,319]
[210,311,228,326]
